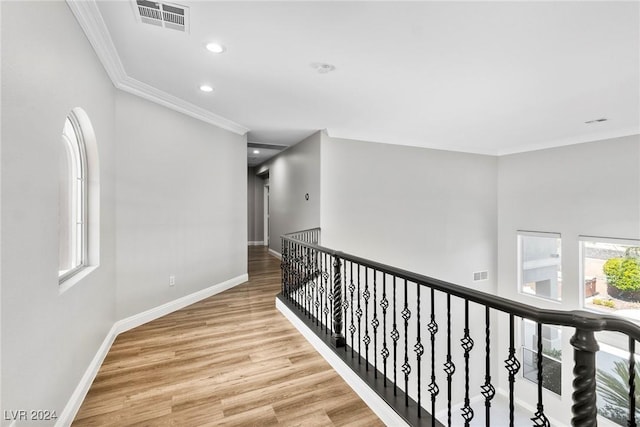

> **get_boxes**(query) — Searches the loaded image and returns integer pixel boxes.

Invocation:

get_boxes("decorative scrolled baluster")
[356,265,363,361]
[444,294,456,427]
[363,268,371,369]
[461,300,474,426]
[372,271,379,377]
[504,314,520,427]
[414,284,424,418]
[480,306,495,427]
[348,262,356,357]
[380,274,389,387]
[570,327,598,427]
[427,288,439,425]
[531,322,550,427]
[401,279,411,407]
[391,277,399,395]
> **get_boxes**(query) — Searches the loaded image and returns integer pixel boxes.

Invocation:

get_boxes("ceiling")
[76,1,639,164]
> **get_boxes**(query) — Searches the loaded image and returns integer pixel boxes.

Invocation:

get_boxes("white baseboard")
[248,241,264,246]
[268,248,282,259]
[57,273,248,427]
[276,299,408,427]
[113,274,248,334]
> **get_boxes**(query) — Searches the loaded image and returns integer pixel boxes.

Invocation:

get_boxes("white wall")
[496,134,640,426]
[1,0,117,420]
[321,133,498,289]
[256,132,321,255]
[115,92,247,320]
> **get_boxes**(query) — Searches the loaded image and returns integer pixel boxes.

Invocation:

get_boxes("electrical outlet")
[169,275,175,287]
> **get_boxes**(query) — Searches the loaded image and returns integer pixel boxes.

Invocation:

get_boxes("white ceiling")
[84,1,639,161]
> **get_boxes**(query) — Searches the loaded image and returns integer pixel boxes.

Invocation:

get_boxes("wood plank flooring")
[73,247,383,426]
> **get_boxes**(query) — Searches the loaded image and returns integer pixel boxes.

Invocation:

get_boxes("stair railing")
[279,228,640,427]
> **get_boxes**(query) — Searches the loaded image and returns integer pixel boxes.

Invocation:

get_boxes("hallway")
[73,247,382,426]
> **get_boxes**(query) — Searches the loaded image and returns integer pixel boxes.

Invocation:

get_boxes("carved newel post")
[570,327,599,427]
[331,254,346,348]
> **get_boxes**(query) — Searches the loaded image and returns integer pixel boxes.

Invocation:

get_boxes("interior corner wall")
[256,132,321,255]
[320,134,498,290]
[115,91,247,320]
[497,134,640,309]
[1,0,117,420]
[496,134,640,426]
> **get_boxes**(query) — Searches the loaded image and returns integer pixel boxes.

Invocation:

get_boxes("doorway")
[263,184,269,246]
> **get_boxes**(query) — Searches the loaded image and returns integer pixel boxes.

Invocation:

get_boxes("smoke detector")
[135,0,189,33]
[311,63,336,74]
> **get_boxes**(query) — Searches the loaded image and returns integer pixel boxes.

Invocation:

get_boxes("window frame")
[517,230,563,302]
[59,111,89,284]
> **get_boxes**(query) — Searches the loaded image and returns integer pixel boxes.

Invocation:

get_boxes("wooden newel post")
[570,327,599,427]
[331,254,346,348]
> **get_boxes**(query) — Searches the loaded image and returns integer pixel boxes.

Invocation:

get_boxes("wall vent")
[473,271,488,282]
[135,0,189,32]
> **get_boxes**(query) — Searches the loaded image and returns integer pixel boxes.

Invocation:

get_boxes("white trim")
[57,273,247,426]
[113,274,248,334]
[276,299,409,427]
[56,323,117,427]
[65,0,249,136]
[579,235,640,246]
[268,248,281,259]
[248,241,264,246]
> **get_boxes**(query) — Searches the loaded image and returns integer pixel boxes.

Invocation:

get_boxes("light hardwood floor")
[73,247,383,426]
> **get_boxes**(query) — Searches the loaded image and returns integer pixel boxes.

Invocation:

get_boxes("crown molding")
[66,0,249,136]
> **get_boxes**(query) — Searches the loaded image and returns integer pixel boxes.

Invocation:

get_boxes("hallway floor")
[73,246,382,426]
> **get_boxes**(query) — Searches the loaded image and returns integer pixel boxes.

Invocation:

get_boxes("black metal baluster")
[531,322,550,426]
[415,283,424,418]
[505,314,520,427]
[392,276,399,396]
[402,279,411,407]
[428,288,439,425]
[381,275,389,387]
[481,306,495,427]
[629,337,637,427]
[372,270,379,377]
[364,268,371,369]
[342,259,349,353]
[349,261,356,357]
[319,253,326,330]
[356,264,362,362]
[444,294,455,427]
[461,300,474,426]
[314,250,320,326]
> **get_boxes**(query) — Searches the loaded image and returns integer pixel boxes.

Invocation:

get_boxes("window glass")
[582,238,640,320]
[596,345,639,426]
[518,232,562,301]
[59,114,87,281]
[521,319,562,395]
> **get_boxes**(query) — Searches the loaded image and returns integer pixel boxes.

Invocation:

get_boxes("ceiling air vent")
[135,0,189,32]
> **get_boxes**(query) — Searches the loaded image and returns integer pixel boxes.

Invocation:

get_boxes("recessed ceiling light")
[199,84,214,93]
[253,150,260,154]
[585,118,608,124]
[206,42,226,54]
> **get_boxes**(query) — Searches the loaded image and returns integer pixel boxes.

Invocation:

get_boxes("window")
[521,319,562,395]
[518,231,562,301]
[596,344,639,426]
[581,237,640,319]
[59,111,88,282]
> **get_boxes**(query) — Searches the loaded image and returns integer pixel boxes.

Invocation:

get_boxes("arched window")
[59,111,88,281]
